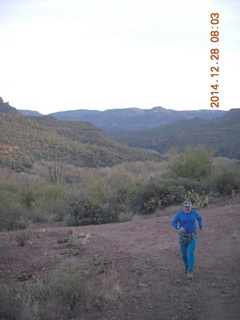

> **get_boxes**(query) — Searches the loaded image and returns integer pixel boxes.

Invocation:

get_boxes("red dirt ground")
[0,194,240,320]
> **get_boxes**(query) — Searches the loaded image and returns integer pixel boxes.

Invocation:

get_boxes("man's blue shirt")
[172,210,203,234]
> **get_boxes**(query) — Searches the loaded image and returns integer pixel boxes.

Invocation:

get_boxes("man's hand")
[199,226,204,231]
[178,227,186,234]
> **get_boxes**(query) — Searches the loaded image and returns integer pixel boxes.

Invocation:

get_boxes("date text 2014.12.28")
[210,13,220,108]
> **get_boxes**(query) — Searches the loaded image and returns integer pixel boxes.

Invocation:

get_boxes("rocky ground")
[0,194,240,320]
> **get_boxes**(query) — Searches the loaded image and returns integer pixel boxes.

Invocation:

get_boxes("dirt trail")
[0,194,240,320]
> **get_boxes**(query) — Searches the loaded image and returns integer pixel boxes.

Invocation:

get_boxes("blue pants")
[180,239,197,272]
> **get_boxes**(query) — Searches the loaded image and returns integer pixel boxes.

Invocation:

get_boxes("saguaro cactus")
[48,162,63,184]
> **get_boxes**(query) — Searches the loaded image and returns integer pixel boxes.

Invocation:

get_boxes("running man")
[172,200,204,279]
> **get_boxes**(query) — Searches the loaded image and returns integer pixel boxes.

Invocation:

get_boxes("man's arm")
[172,213,180,229]
[196,212,203,230]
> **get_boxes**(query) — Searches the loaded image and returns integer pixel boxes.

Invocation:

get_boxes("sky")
[0,0,239,114]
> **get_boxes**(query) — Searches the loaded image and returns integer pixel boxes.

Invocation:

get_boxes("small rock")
[67,229,73,236]
[93,259,102,266]
[79,232,86,238]
[57,237,65,243]
[17,272,32,281]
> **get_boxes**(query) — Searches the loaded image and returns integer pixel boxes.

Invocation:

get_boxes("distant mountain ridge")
[48,106,227,132]
[19,109,42,117]
[18,106,227,132]
[110,109,240,159]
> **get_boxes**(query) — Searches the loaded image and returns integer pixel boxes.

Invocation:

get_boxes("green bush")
[0,283,21,320]
[109,178,146,212]
[172,177,210,195]
[0,281,44,320]
[168,145,214,180]
[50,264,89,311]
[66,192,118,226]
[20,183,66,208]
[138,179,186,213]
[0,192,27,231]
[14,228,32,246]
[27,197,67,223]
[208,161,240,194]
[118,211,133,222]
[0,265,88,318]
[0,261,122,319]
[0,181,68,229]
[19,183,67,223]
[135,176,212,214]
[184,190,213,208]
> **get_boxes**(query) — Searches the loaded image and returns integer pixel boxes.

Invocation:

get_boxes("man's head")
[183,200,192,213]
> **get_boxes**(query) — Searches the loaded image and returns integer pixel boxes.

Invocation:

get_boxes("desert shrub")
[141,198,162,213]
[0,192,27,231]
[20,183,66,208]
[208,161,240,194]
[27,207,50,223]
[0,261,122,319]
[139,179,187,213]
[184,190,213,208]
[85,164,167,211]
[168,145,214,180]
[65,214,78,227]
[26,196,68,223]
[50,264,89,311]
[171,177,210,195]
[0,283,21,320]
[93,171,210,215]
[94,267,122,302]
[118,211,133,222]
[135,176,212,214]
[108,178,146,212]
[0,265,88,318]
[18,183,67,223]
[68,235,83,251]
[0,280,45,320]
[49,198,69,222]
[87,167,137,205]
[66,192,118,226]
[14,228,32,246]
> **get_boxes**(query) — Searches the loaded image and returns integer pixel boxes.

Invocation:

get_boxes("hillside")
[19,109,43,117]
[110,109,240,159]
[18,106,226,132]
[0,193,239,319]
[0,97,21,116]
[212,107,240,128]
[0,113,161,171]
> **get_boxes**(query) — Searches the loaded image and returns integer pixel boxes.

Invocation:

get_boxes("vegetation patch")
[0,147,240,230]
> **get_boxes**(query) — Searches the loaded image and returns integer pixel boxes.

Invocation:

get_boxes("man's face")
[184,206,191,214]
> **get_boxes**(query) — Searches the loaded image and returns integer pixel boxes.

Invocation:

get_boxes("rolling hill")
[0,113,161,171]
